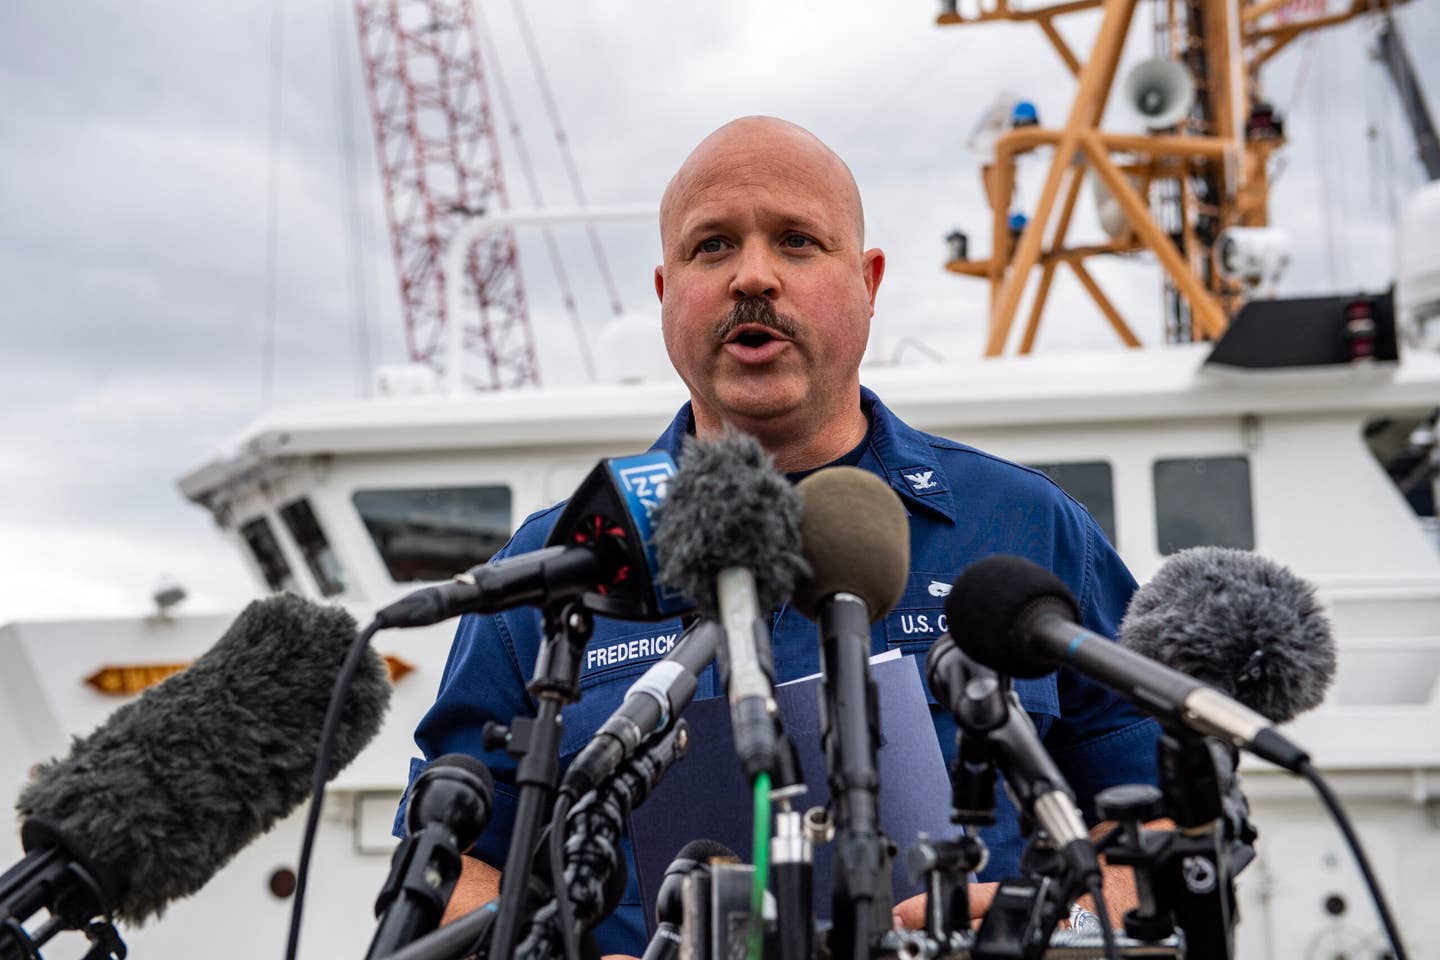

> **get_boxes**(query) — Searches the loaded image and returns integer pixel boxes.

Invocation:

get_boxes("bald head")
[652,116,884,473]
[659,117,865,256]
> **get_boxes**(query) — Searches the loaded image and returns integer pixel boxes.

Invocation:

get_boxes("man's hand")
[892,882,998,930]
[440,856,501,926]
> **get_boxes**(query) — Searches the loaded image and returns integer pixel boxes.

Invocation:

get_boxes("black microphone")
[652,430,808,783]
[791,466,909,960]
[943,551,1335,772]
[8,595,390,937]
[640,839,739,960]
[365,754,495,960]
[375,545,604,628]
[926,639,1099,882]
[379,451,692,628]
[560,618,723,800]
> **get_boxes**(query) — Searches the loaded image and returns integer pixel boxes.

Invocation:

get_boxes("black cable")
[284,618,383,960]
[549,796,580,960]
[1085,876,1119,960]
[1297,759,1409,960]
[517,724,689,960]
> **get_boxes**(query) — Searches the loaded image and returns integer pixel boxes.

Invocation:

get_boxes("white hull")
[5,345,1438,958]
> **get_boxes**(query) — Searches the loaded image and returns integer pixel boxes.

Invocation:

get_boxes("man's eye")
[697,237,726,254]
[782,234,815,249]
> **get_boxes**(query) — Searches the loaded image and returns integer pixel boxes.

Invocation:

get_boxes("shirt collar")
[648,386,955,524]
[857,386,956,523]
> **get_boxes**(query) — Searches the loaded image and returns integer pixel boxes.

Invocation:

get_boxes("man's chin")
[712,381,807,426]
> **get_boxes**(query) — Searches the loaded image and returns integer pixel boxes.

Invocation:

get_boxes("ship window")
[354,486,512,583]
[1362,414,1437,519]
[278,498,347,597]
[1024,461,1117,545]
[1153,456,1255,554]
[240,516,298,593]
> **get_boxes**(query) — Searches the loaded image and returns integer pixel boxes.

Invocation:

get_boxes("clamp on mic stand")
[1,821,125,960]
[1089,784,1172,945]
[484,600,594,960]
[903,832,987,951]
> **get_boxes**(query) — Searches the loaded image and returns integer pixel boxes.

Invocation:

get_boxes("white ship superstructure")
[3,341,1438,957]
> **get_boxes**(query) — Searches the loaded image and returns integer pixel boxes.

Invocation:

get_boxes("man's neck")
[691,394,869,473]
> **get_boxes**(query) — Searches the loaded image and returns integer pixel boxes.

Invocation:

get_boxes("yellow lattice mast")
[938,0,1405,354]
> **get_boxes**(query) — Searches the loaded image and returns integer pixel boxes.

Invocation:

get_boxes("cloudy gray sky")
[2,0,1435,624]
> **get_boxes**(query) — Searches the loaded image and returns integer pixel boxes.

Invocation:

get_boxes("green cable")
[748,772,772,960]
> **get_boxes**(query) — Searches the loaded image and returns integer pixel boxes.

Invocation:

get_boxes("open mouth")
[735,330,775,348]
[724,324,789,349]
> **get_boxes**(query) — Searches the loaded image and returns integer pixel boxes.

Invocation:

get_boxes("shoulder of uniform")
[500,501,569,555]
[928,438,1061,492]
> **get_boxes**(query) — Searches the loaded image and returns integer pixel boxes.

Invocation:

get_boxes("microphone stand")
[1152,733,1253,960]
[764,736,809,960]
[365,760,492,960]
[1090,733,1256,959]
[935,656,1097,960]
[515,722,692,960]
[816,594,893,960]
[485,600,594,960]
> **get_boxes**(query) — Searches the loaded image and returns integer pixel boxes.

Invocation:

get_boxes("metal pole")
[441,204,658,395]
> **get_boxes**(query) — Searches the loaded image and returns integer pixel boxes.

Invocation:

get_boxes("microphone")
[943,550,1335,771]
[926,640,1098,881]
[790,467,909,623]
[641,840,739,960]
[560,618,724,800]
[1124,560,1409,960]
[9,595,389,935]
[652,430,808,782]
[791,467,909,960]
[364,754,495,960]
[379,451,691,628]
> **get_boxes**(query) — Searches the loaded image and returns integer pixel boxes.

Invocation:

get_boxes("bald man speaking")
[398,117,1160,953]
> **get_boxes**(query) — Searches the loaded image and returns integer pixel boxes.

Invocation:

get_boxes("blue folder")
[627,652,955,933]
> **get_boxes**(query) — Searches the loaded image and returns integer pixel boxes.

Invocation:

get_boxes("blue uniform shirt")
[397,387,1160,954]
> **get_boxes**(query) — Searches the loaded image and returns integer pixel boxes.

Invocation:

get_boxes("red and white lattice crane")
[353,0,539,390]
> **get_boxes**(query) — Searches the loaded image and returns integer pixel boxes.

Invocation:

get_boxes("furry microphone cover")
[651,428,809,617]
[1120,546,1336,723]
[15,593,390,923]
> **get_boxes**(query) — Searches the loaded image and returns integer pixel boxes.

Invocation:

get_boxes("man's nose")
[728,242,779,300]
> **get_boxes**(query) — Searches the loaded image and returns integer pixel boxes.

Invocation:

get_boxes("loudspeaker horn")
[1124,58,1195,130]
[1091,174,1129,240]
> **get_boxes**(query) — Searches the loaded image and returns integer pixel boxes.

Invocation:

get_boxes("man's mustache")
[714,297,800,342]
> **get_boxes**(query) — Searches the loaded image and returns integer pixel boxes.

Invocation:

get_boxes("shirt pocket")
[881,570,961,653]
[881,572,1061,738]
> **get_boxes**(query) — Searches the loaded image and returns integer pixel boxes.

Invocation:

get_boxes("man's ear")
[861,248,886,310]
[654,266,665,303]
